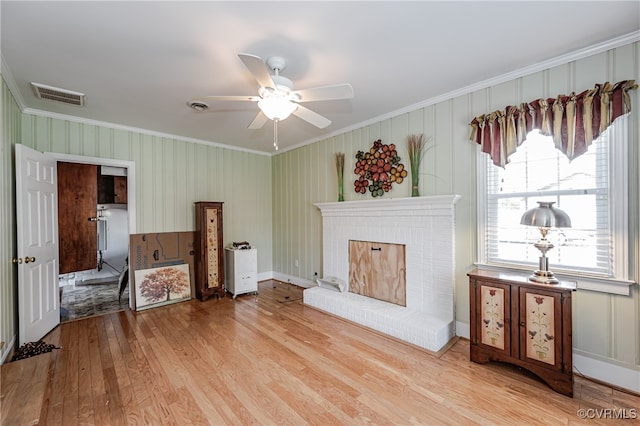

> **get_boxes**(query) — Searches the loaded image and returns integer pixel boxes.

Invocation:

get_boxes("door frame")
[49,152,136,309]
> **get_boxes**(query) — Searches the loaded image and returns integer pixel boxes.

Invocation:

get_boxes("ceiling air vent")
[31,82,85,106]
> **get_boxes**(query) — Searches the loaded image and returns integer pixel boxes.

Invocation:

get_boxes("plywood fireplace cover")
[349,240,406,306]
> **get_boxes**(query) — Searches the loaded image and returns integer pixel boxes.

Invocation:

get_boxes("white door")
[15,144,60,344]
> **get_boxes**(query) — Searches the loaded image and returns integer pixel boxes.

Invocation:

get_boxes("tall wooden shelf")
[468,269,576,397]
[194,201,225,301]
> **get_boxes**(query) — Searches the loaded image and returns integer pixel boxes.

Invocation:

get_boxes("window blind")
[484,128,613,276]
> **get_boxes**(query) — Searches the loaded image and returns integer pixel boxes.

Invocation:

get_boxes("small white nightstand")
[225,247,258,299]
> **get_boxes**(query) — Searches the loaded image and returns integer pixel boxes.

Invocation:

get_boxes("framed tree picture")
[134,264,191,310]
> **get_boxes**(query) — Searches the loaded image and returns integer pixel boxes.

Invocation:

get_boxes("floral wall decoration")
[354,139,407,197]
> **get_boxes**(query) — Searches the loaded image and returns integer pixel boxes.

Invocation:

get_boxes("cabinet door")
[473,280,511,355]
[97,174,127,204]
[236,273,257,293]
[519,288,564,370]
[236,249,257,274]
[113,176,127,204]
[204,206,222,290]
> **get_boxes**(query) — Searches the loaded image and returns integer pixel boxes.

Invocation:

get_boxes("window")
[478,115,629,280]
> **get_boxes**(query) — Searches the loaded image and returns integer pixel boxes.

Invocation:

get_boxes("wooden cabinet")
[468,269,576,397]
[225,248,258,299]
[97,173,127,204]
[194,202,225,301]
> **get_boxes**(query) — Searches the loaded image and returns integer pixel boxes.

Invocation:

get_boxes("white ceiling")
[2,1,639,154]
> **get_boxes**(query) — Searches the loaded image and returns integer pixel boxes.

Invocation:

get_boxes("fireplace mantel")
[315,195,461,216]
[306,194,461,352]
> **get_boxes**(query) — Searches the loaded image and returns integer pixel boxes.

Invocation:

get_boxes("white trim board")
[48,152,136,234]
[0,335,16,364]
[455,321,470,340]
[48,152,136,311]
[270,272,315,289]
[573,353,640,394]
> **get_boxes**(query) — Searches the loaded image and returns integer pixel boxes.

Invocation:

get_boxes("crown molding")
[3,31,638,156]
[0,53,27,109]
[20,107,271,157]
[278,30,640,154]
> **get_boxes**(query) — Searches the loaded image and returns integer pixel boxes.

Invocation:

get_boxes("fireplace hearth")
[305,195,460,352]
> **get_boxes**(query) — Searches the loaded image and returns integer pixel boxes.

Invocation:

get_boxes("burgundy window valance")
[469,80,637,167]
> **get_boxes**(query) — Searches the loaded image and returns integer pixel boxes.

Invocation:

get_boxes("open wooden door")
[57,162,98,274]
[15,144,60,344]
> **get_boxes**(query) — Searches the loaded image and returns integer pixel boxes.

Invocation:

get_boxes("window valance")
[469,80,637,167]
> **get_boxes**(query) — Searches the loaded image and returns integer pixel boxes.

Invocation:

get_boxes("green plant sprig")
[407,133,427,174]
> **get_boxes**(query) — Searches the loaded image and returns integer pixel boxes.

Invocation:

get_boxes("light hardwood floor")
[4,280,639,425]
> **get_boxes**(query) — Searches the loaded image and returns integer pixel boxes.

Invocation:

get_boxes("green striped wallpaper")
[272,42,640,371]
[1,41,638,383]
[0,77,21,362]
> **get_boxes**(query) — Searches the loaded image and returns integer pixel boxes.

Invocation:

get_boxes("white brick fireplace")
[304,195,460,352]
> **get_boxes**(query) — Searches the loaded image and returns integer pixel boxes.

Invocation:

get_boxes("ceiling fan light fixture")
[193,53,353,141]
[258,97,297,121]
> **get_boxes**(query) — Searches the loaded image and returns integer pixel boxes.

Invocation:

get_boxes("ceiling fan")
[188,53,354,150]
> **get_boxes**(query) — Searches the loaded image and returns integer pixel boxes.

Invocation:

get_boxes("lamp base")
[529,269,559,285]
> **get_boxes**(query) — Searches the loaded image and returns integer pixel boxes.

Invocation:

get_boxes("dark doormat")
[10,340,59,362]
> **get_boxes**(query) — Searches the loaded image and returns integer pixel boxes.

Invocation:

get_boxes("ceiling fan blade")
[238,53,276,89]
[292,83,354,102]
[292,105,331,128]
[248,111,268,129]
[191,95,259,102]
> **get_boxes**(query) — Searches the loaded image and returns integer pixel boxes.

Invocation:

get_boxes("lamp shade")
[520,201,571,228]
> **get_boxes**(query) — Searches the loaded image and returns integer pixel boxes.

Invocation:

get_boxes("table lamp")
[520,201,572,284]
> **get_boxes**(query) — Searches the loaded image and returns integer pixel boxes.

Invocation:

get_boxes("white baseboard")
[260,271,315,288]
[574,353,640,394]
[455,321,470,339]
[257,271,273,283]
[1,335,16,364]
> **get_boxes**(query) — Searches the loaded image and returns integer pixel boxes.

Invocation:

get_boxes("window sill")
[473,263,636,296]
